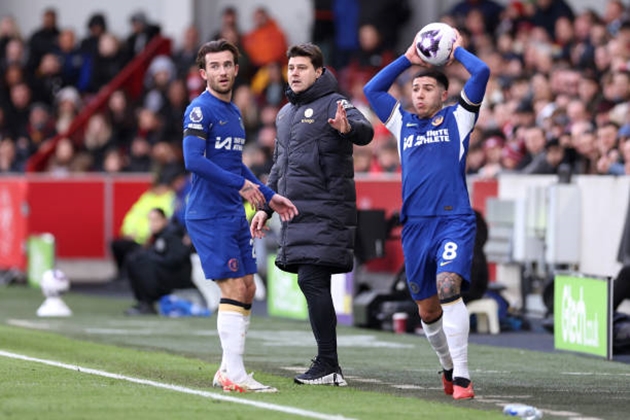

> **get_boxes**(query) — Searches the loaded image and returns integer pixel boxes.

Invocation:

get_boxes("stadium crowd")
[1,0,630,181]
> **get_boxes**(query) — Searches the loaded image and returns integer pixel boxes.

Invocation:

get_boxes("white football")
[41,268,70,297]
[415,22,457,66]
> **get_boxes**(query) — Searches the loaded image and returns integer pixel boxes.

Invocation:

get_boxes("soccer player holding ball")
[363,26,490,400]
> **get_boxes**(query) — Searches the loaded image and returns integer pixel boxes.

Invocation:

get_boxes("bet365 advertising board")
[554,272,612,359]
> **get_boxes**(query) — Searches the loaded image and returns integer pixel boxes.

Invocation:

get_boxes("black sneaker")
[124,302,157,316]
[294,358,348,386]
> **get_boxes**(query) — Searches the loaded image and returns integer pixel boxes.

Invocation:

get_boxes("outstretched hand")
[239,179,265,211]
[269,194,298,222]
[250,210,269,239]
[328,101,352,134]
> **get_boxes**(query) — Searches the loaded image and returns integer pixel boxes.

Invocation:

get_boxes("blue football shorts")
[401,213,476,301]
[186,216,257,280]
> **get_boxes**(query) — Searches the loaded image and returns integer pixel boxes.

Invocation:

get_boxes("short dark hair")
[196,39,240,69]
[150,207,167,219]
[287,43,323,69]
[413,69,449,91]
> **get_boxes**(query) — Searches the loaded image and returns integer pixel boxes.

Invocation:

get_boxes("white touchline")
[0,350,355,420]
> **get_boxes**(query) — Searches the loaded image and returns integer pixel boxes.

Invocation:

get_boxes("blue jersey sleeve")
[241,162,275,202]
[183,135,244,189]
[363,55,411,124]
[454,47,490,106]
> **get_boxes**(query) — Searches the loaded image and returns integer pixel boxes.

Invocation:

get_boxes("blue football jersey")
[386,100,476,219]
[182,90,273,220]
[364,49,490,221]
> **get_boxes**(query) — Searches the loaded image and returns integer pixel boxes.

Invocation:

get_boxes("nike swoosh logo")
[406,123,418,127]
[219,120,228,125]
[440,261,453,267]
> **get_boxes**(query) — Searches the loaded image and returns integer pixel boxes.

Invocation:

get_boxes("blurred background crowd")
[2,0,630,182]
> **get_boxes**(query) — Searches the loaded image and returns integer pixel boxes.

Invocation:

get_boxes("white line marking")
[0,350,354,420]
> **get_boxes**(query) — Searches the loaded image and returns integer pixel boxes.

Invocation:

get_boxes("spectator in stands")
[157,78,188,144]
[173,25,200,79]
[353,146,373,174]
[0,136,20,173]
[251,61,286,107]
[518,125,549,172]
[210,6,239,42]
[5,82,32,139]
[0,15,22,64]
[619,137,630,175]
[1,38,27,78]
[478,135,505,178]
[604,0,626,36]
[126,136,153,173]
[54,86,81,135]
[595,122,623,175]
[124,207,193,315]
[105,89,135,149]
[501,141,526,171]
[570,120,599,174]
[25,102,56,152]
[340,24,394,95]
[359,0,411,52]
[54,28,90,91]
[242,7,287,73]
[29,53,63,106]
[110,170,175,282]
[232,84,260,141]
[124,11,160,63]
[100,147,124,174]
[0,62,23,109]
[373,140,400,173]
[466,142,486,175]
[449,0,504,35]
[530,0,575,42]
[83,112,114,171]
[88,32,126,93]
[80,13,107,58]
[45,136,75,175]
[211,8,252,86]
[331,0,360,70]
[26,8,59,76]
[143,55,176,115]
[134,107,162,146]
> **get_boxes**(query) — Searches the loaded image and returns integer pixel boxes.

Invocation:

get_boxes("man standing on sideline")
[363,31,490,399]
[251,43,374,386]
[182,39,298,393]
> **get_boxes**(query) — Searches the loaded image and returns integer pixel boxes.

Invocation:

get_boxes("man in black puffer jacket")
[251,43,374,386]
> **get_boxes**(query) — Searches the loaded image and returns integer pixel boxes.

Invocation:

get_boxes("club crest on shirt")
[189,107,203,123]
[431,115,444,126]
[304,108,313,118]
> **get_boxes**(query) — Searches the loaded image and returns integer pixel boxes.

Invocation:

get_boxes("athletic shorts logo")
[409,282,420,295]
[228,258,239,272]
[440,260,453,267]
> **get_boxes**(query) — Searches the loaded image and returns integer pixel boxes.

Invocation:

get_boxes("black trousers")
[297,264,338,367]
[126,251,193,305]
[614,265,630,311]
[111,238,141,280]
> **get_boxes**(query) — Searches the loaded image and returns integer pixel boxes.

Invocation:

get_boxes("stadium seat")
[467,298,500,334]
